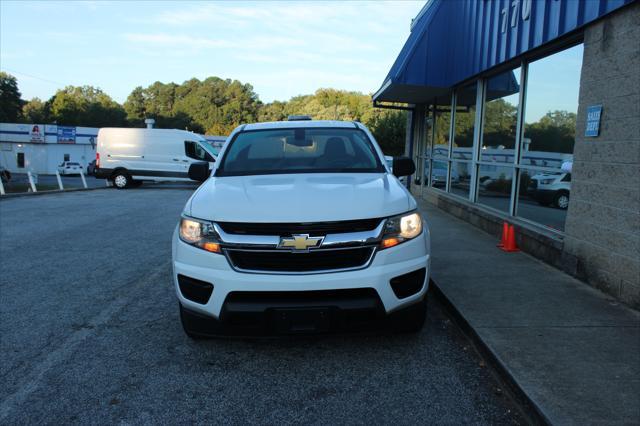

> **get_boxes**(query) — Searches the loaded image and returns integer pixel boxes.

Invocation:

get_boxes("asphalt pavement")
[1,188,524,425]
[2,173,108,192]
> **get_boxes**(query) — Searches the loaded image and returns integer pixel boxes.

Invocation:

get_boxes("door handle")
[172,158,180,161]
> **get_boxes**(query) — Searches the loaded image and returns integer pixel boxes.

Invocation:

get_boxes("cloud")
[123,33,234,49]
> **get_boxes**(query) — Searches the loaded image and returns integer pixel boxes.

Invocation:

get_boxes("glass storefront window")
[450,161,472,199]
[481,67,521,166]
[410,43,582,234]
[431,97,452,190]
[416,108,434,187]
[516,44,583,231]
[517,168,569,231]
[477,164,513,212]
[429,159,449,189]
[433,110,451,159]
[453,83,477,161]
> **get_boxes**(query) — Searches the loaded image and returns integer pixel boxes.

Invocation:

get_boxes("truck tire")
[112,171,130,189]
[390,298,427,333]
[554,190,570,210]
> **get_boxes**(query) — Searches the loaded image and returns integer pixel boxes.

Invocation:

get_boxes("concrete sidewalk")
[418,199,640,425]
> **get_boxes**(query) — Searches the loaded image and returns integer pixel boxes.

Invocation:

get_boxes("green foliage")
[0,72,23,122]
[123,77,262,135]
[258,89,406,155]
[366,109,407,155]
[22,97,49,123]
[482,99,518,149]
[6,73,407,154]
[48,86,127,127]
[452,107,475,148]
[525,110,576,153]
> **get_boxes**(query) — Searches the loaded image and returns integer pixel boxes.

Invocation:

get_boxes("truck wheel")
[390,298,427,333]
[554,191,570,210]
[112,171,130,189]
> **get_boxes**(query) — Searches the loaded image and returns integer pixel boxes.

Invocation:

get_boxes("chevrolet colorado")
[172,119,430,337]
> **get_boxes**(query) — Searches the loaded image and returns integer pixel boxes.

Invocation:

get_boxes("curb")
[0,186,111,199]
[429,281,551,426]
[0,183,199,199]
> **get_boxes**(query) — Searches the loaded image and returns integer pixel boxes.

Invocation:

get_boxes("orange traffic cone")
[500,225,520,252]
[497,221,508,248]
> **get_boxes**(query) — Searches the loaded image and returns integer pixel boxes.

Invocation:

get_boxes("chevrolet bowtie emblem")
[278,234,324,251]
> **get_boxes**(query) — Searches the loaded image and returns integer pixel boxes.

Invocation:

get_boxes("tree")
[482,99,518,149]
[258,101,288,122]
[123,86,146,126]
[366,109,407,155]
[22,98,49,123]
[48,85,127,127]
[123,77,261,134]
[0,72,23,122]
[525,110,576,153]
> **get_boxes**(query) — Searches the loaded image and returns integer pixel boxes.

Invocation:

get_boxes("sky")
[0,0,424,104]
[0,1,582,122]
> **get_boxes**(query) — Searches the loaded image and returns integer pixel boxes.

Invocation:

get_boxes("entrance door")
[17,152,25,168]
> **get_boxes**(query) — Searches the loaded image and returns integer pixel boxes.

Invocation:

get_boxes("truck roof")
[242,120,359,131]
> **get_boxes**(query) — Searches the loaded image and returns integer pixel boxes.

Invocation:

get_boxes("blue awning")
[374,0,634,106]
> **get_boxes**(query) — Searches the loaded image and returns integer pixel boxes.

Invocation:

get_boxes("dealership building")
[375,0,639,306]
[0,123,99,175]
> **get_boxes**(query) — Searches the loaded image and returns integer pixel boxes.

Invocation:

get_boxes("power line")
[0,67,63,86]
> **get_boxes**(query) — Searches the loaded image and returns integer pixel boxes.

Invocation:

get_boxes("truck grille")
[226,247,375,273]
[217,218,382,236]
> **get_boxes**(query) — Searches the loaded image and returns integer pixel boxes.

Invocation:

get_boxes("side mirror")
[392,156,415,177]
[188,162,210,182]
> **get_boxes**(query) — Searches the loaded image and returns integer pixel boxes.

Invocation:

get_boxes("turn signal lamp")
[381,237,401,249]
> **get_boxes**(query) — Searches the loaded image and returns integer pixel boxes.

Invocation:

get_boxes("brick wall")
[564,2,640,307]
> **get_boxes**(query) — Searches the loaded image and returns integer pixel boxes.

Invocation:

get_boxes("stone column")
[563,2,640,307]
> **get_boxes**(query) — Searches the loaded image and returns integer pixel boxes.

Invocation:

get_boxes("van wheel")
[112,172,130,189]
[390,298,427,333]
[554,191,570,210]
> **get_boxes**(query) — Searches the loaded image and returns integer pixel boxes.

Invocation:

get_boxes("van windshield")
[199,141,218,157]
[217,128,384,176]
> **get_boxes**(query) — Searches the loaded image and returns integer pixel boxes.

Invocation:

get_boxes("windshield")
[199,141,218,157]
[217,128,383,176]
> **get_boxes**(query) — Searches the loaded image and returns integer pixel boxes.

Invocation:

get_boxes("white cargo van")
[94,128,216,188]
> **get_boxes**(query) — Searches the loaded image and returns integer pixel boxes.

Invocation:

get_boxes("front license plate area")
[272,308,331,334]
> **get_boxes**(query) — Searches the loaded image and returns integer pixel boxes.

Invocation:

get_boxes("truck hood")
[188,173,415,222]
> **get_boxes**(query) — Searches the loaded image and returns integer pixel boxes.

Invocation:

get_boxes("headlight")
[179,216,221,253]
[380,211,423,249]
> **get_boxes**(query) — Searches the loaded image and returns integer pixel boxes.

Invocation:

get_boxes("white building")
[0,123,224,175]
[0,123,99,174]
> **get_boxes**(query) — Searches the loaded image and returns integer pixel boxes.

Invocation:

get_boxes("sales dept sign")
[57,126,76,144]
[585,105,602,137]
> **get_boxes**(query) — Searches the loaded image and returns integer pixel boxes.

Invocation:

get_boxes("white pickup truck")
[172,118,430,337]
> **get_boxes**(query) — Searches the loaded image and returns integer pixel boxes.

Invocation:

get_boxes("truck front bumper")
[172,226,430,323]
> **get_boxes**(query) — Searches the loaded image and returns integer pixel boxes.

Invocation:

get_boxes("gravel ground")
[0,188,524,425]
